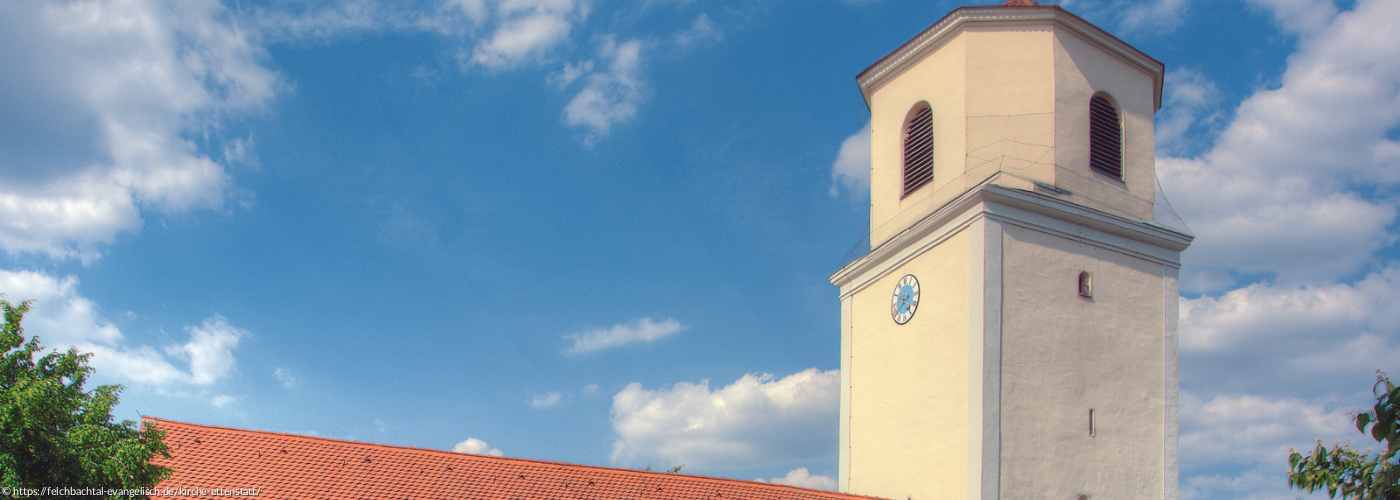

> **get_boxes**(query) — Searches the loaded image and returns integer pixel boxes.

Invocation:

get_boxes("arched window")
[1088,93,1122,180]
[1078,271,1093,298]
[903,102,934,196]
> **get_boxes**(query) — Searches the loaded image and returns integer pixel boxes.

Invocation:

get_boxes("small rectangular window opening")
[1078,271,1093,298]
[1089,409,1096,437]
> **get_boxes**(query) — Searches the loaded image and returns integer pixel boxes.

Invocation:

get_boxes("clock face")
[890,274,920,325]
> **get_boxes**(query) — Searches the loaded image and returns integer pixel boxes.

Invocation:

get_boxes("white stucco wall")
[1050,29,1157,222]
[997,222,1170,499]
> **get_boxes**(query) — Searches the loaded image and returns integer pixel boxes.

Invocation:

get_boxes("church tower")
[829,2,1192,499]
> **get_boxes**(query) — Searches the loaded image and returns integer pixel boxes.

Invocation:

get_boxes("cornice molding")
[855,6,1165,110]
[829,180,1192,297]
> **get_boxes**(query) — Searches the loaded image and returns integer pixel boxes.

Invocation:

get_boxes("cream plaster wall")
[839,296,853,492]
[963,26,1056,118]
[997,223,1169,499]
[847,228,972,500]
[963,26,1057,196]
[869,27,1062,249]
[869,33,968,248]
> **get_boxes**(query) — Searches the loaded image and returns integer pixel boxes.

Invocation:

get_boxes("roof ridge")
[146,417,887,500]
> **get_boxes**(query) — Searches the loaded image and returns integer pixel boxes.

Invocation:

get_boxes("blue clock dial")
[890,274,920,324]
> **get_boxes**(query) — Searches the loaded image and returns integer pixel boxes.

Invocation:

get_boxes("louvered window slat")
[1088,94,1122,180]
[903,104,934,196]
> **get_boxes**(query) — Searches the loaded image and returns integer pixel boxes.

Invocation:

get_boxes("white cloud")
[1157,0,1400,292]
[237,0,715,150]
[250,0,458,41]
[0,0,278,261]
[640,0,697,8]
[566,317,683,353]
[0,268,249,387]
[671,14,722,51]
[0,270,120,347]
[453,437,504,456]
[168,316,248,385]
[1179,392,1355,471]
[1177,392,1361,500]
[79,343,188,386]
[210,394,239,408]
[531,391,562,409]
[1181,466,1325,500]
[548,60,593,89]
[1117,0,1192,34]
[1246,0,1338,35]
[257,0,586,42]
[1176,267,1400,405]
[253,1,672,147]
[0,1,719,240]
[465,0,586,69]
[1145,2,1400,496]
[250,0,588,63]
[470,12,572,67]
[274,367,299,389]
[829,122,871,197]
[1181,267,1400,355]
[758,468,837,490]
[610,368,839,471]
[583,383,600,394]
[562,36,647,145]
[1175,268,1400,498]
[449,0,490,26]
[1156,68,1221,157]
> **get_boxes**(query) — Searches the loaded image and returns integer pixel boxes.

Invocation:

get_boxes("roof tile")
[148,418,888,500]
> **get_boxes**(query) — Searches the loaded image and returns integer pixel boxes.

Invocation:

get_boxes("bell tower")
[829,2,1192,499]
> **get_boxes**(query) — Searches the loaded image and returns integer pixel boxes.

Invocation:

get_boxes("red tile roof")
[148,418,885,500]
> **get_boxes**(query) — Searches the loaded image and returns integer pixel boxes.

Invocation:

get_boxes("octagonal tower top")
[859,2,1165,248]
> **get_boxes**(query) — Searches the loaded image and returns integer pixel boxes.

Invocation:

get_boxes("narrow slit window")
[1078,271,1093,298]
[903,103,934,196]
[1089,409,1096,437]
[1088,93,1122,180]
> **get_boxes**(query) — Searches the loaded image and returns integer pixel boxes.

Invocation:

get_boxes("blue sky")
[1,0,1397,498]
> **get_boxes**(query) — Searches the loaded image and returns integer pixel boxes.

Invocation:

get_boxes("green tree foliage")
[640,464,685,473]
[1289,372,1400,499]
[0,299,172,497]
